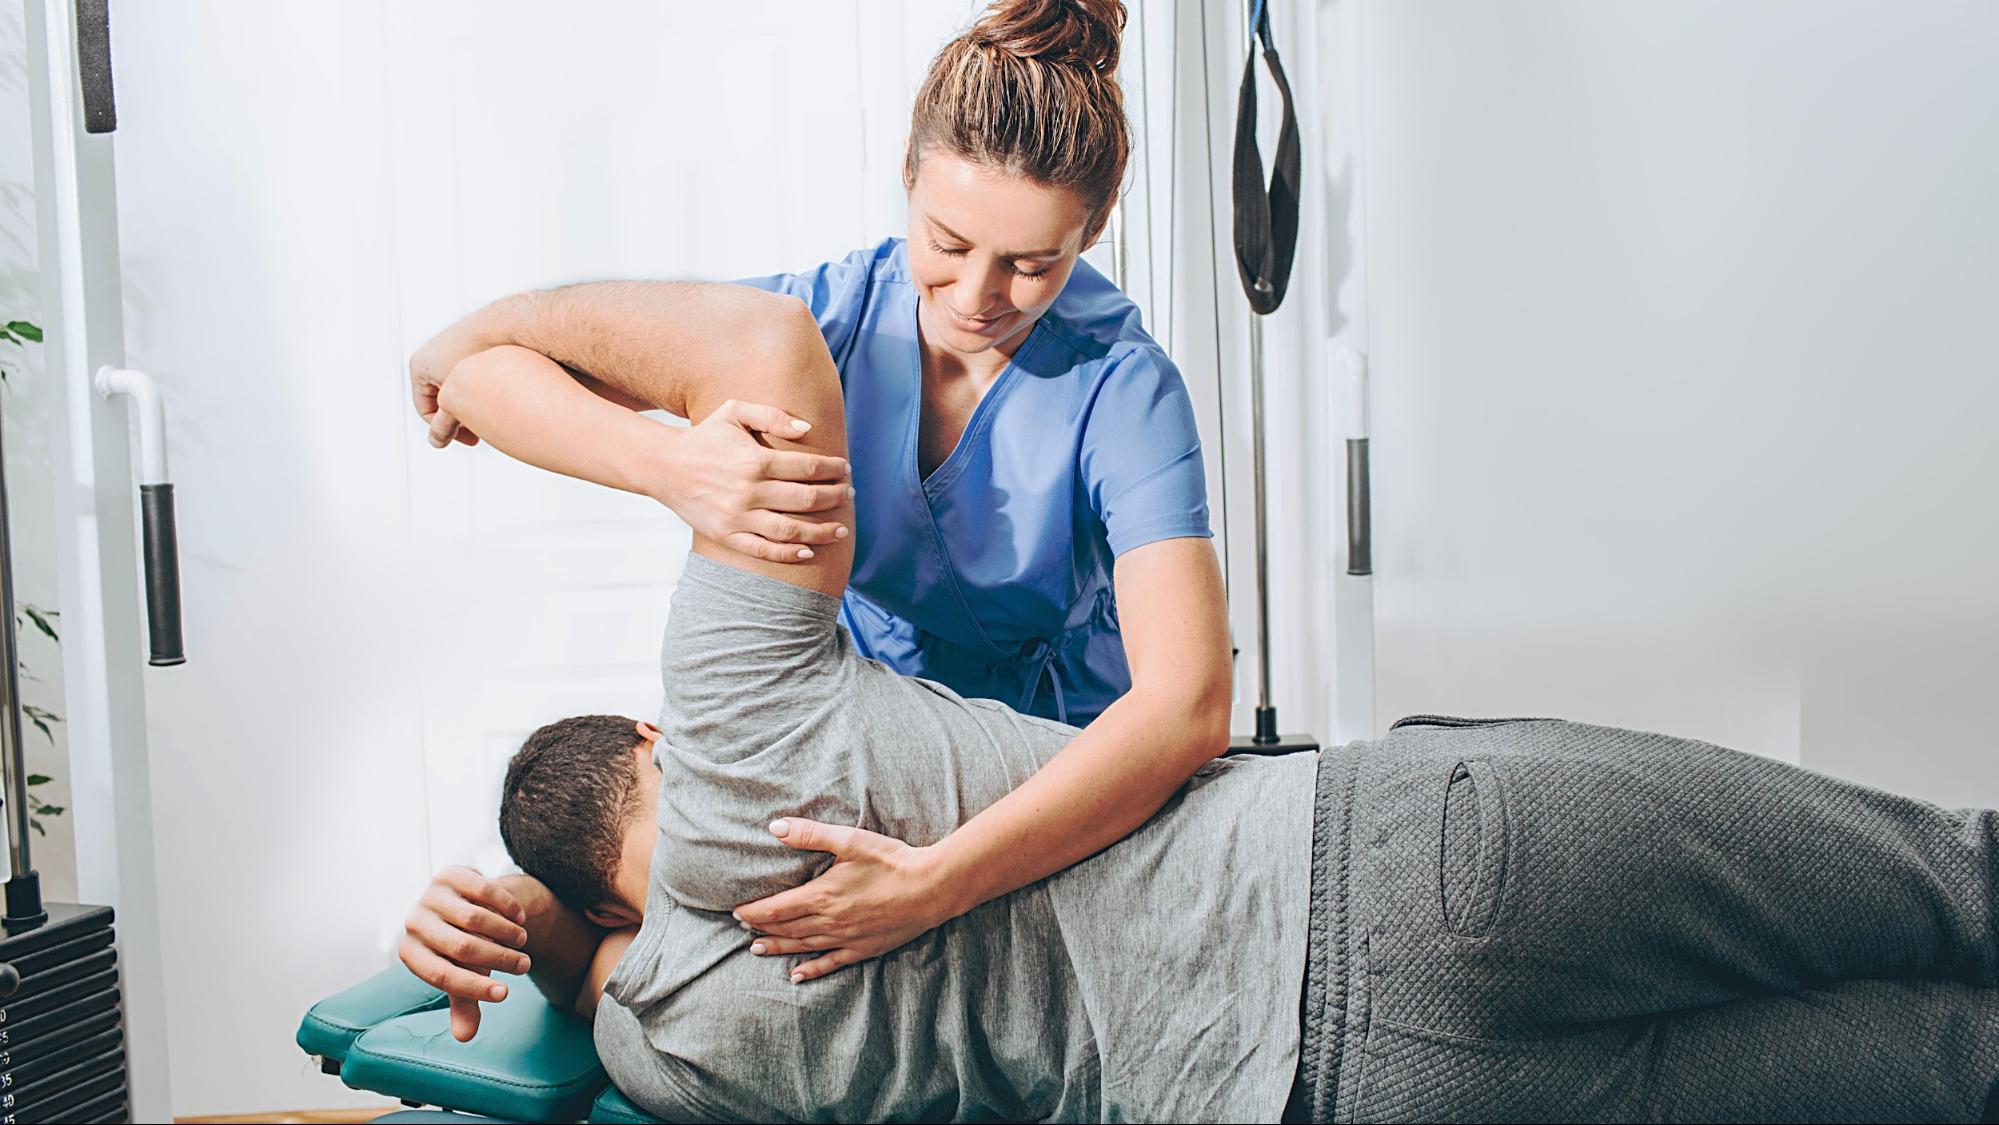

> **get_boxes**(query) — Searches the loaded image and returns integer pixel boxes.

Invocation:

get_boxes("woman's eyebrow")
[929,218,1063,259]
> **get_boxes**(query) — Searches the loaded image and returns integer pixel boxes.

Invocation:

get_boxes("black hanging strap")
[1230,0,1300,316]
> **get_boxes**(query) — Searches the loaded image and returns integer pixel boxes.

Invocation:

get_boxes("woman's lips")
[946,306,1005,333]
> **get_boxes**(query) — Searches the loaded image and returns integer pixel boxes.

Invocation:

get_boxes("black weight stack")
[0,905,128,1123]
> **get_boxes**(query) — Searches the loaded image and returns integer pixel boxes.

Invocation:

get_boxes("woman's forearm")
[437,345,678,503]
[928,683,1230,917]
[926,539,1234,916]
[457,282,811,416]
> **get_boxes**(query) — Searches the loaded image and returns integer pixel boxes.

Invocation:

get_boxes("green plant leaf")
[21,605,58,642]
[22,705,59,743]
[4,321,41,342]
[26,775,50,786]
[38,805,63,816]
[29,819,43,836]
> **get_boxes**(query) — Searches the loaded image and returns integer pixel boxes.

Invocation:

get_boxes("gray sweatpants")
[1289,716,1999,1124]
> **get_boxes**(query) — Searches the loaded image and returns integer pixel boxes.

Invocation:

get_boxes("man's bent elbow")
[744,294,829,367]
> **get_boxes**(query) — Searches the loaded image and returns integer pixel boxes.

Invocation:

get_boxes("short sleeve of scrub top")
[735,237,1212,726]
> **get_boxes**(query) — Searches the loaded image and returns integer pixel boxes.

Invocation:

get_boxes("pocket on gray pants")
[1439,759,1509,937]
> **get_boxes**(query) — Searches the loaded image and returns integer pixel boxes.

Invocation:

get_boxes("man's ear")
[635,721,661,743]
[587,904,640,929]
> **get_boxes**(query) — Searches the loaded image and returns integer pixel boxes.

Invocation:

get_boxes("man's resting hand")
[410,314,502,449]
[399,867,535,1042]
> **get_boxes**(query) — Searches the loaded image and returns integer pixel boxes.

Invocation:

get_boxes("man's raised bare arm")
[410,281,809,442]
[412,287,854,564]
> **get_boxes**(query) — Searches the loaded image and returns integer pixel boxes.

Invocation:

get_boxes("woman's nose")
[956,263,1007,313]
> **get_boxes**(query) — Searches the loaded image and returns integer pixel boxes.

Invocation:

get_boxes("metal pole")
[1109,201,1128,292]
[0,405,36,885]
[1248,310,1276,740]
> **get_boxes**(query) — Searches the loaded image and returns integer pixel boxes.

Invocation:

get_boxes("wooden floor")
[175,1109,398,1124]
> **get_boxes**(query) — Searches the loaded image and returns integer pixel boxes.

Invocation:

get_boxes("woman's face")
[906,151,1096,360]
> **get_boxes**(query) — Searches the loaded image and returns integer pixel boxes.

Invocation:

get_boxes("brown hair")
[904,0,1131,238]
[499,714,645,911]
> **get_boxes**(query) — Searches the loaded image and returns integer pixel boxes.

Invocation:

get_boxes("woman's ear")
[635,720,661,743]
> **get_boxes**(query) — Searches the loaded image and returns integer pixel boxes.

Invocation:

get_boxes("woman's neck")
[915,296,1027,386]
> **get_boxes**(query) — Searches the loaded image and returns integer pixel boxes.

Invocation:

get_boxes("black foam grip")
[140,484,185,666]
[1346,438,1372,577]
[76,0,116,134]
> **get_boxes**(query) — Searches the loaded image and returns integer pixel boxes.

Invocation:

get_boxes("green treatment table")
[298,966,663,1124]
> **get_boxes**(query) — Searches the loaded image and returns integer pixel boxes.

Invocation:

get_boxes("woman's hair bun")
[971,0,1126,77]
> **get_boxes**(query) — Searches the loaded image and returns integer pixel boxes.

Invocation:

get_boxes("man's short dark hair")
[500,714,646,911]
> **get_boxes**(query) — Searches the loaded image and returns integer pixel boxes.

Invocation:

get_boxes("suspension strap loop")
[1231,1,1301,315]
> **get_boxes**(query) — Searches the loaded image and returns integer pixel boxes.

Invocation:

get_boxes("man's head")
[499,714,663,928]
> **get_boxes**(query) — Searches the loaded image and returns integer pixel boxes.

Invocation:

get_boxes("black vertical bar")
[1346,438,1372,577]
[139,485,184,666]
[76,0,117,134]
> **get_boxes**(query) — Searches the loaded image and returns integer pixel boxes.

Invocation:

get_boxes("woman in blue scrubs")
[407,0,1230,985]
[737,228,1206,731]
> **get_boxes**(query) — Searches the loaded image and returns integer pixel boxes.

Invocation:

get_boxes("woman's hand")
[655,400,853,564]
[731,819,962,982]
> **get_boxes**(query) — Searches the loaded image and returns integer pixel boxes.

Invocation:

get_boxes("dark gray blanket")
[1290,716,1999,1123]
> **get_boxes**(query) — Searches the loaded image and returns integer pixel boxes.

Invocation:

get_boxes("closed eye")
[926,239,1050,280]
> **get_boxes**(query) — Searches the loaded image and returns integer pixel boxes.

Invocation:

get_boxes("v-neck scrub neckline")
[912,303,1038,498]
[735,237,1212,727]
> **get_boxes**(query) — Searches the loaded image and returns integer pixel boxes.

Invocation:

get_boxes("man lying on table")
[399,330,1999,1123]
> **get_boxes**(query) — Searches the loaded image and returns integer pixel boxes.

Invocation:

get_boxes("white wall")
[1353,1,1999,803]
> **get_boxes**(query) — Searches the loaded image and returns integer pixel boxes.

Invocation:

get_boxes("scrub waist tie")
[1018,640,1070,726]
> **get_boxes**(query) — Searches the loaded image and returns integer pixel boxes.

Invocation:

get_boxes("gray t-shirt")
[597,556,1316,1122]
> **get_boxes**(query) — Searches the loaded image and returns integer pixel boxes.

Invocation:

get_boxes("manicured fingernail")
[489,985,506,1001]
[841,460,851,474]
[517,956,531,973]
[791,419,811,433]
[739,920,754,931]
[790,972,804,984]
[731,910,743,921]
[751,942,766,955]
[834,526,849,539]
[797,548,814,559]
[769,819,790,838]
[846,486,856,499]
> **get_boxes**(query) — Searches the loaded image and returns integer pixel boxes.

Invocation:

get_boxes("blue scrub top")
[738,238,1211,726]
